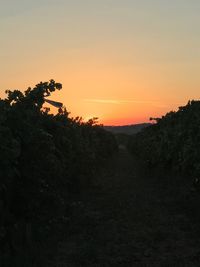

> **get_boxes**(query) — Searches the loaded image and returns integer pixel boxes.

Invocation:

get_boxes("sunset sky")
[1,0,200,125]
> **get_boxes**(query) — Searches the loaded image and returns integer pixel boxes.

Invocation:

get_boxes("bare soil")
[49,148,200,266]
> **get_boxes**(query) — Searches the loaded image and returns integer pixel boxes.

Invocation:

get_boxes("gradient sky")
[1,0,200,125]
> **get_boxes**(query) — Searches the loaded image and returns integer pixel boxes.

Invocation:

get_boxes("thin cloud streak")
[83,98,168,108]
[83,99,121,104]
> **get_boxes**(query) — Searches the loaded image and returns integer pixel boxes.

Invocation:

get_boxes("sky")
[1,0,200,125]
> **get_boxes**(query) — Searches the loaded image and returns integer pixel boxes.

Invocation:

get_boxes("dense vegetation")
[2,81,200,266]
[0,80,117,266]
[128,100,200,180]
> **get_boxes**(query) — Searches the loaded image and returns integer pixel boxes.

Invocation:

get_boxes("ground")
[48,147,200,266]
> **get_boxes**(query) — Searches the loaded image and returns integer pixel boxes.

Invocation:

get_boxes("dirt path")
[51,148,200,266]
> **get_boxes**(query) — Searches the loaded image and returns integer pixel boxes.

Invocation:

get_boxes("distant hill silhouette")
[104,123,151,135]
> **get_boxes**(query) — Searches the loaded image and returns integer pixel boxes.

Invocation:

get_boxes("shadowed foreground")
[49,148,200,266]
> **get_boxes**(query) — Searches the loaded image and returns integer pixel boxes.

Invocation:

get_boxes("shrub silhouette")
[128,100,200,178]
[0,80,117,265]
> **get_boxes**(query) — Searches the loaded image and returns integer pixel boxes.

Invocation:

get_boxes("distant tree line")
[0,80,117,266]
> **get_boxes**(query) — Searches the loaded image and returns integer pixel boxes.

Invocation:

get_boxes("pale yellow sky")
[1,0,200,125]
